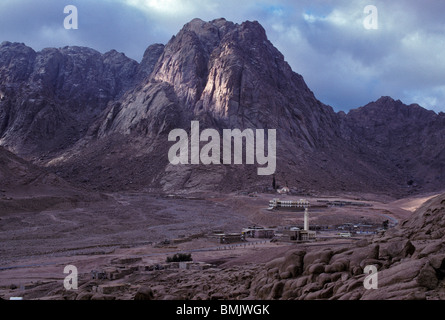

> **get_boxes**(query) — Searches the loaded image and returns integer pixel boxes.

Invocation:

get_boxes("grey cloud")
[0,0,443,112]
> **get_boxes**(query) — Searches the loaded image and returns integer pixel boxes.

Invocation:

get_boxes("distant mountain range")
[0,18,444,196]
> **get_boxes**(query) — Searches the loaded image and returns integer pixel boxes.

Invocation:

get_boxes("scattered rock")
[308,263,325,275]
[416,264,438,289]
[381,239,415,259]
[303,249,332,269]
[134,287,154,300]
[91,294,116,300]
[270,281,285,299]
[97,283,129,295]
[325,260,347,273]
[418,242,444,258]
[75,292,93,300]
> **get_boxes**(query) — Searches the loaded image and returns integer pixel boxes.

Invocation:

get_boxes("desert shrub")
[166,253,192,263]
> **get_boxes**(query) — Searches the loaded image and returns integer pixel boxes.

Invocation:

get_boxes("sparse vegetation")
[166,253,192,263]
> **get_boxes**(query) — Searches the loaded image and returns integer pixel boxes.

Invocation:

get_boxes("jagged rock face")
[394,193,445,240]
[104,19,337,144]
[1,19,445,194]
[136,44,165,83]
[341,96,445,191]
[0,42,36,83]
[39,19,445,194]
[139,18,337,145]
[86,18,363,193]
[0,41,162,157]
[151,18,229,110]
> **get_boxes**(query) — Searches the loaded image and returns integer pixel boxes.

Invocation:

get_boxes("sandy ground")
[0,190,430,299]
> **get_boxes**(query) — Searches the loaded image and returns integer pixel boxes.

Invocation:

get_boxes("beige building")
[242,227,275,239]
[213,233,245,244]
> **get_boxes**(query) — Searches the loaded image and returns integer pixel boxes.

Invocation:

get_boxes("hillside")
[0,19,443,196]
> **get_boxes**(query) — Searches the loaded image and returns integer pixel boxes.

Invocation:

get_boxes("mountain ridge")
[0,18,444,196]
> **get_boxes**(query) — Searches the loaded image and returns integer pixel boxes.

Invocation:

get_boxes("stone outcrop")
[341,96,445,194]
[245,193,445,300]
[5,194,444,301]
[0,41,162,157]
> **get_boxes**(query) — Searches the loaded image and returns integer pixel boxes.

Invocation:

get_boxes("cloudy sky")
[0,0,444,112]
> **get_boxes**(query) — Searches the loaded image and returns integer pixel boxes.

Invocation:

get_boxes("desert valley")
[0,18,445,301]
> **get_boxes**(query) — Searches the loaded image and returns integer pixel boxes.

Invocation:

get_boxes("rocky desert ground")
[1,17,445,303]
[1,189,443,300]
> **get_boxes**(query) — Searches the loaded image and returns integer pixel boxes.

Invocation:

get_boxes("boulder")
[325,260,348,273]
[335,245,379,270]
[308,263,325,275]
[302,282,322,294]
[265,258,284,271]
[303,249,332,269]
[91,294,116,300]
[281,281,300,300]
[416,264,438,289]
[270,281,285,299]
[97,283,128,295]
[280,250,305,275]
[295,275,310,288]
[359,258,383,270]
[379,259,425,287]
[134,286,154,300]
[330,272,343,283]
[361,279,425,300]
[360,259,427,300]
[75,292,93,300]
[380,239,415,259]
[279,271,292,280]
[317,273,331,286]
[192,293,209,300]
[429,254,445,271]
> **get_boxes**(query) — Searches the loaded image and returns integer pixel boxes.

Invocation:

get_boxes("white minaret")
[304,207,309,231]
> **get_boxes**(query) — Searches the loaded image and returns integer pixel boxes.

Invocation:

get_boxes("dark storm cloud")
[0,0,444,112]
[0,0,160,61]
[261,0,445,112]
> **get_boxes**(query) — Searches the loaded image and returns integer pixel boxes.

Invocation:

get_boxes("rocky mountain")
[0,18,444,196]
[0,145,103,215]
[341,96,445,190]
[0,145,53,190]
[76,18,349,193]
[41,19,398,194]
[0,41,163,158]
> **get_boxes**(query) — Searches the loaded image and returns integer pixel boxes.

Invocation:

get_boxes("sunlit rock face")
[1,19,445,195]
